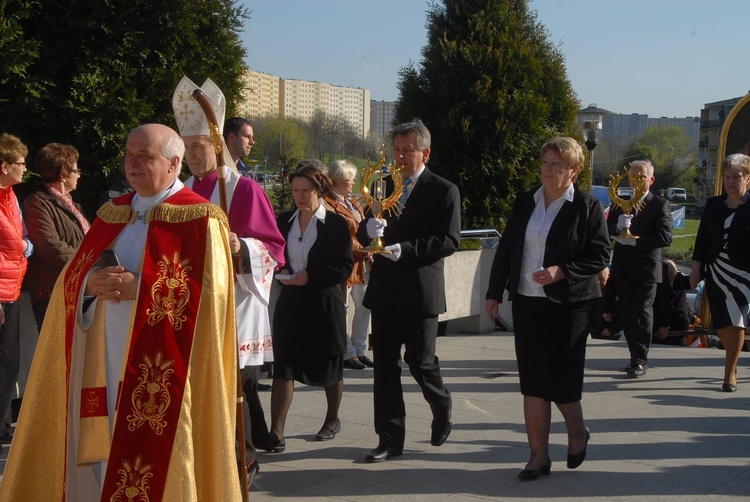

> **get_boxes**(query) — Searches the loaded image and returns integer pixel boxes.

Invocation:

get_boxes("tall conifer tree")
[396,0,580,229]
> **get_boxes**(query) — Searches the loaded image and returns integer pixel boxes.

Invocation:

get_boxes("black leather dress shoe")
[623,363,648,372]
[567,427,590,469]
[627,364,646,378]
[518,459,551,481]
[344,358,367,370]
[358,356,375,368]
[431,416,453,446]
[365,443,403,463]
[316,419,341,441]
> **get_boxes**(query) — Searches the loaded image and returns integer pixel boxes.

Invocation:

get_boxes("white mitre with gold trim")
[172,76,236,171]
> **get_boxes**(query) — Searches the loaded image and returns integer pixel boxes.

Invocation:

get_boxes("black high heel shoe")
[567,427,591,469]
[722,383,738,393]
[266,432,286,453]
[518,459,551,481]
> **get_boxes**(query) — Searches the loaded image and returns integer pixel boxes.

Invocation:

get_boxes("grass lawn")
[664,214,700,262]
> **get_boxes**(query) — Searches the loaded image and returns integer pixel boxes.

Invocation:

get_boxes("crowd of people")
[1,78,749,497]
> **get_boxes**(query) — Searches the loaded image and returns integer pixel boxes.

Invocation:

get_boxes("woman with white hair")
[323,160,374,370]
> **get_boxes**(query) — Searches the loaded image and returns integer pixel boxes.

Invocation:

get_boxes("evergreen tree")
[0,0,249,216]
[396,0,579,230]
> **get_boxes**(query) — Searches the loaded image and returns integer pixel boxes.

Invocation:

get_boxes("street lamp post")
[583,120,601,192]
[578,104,613,191]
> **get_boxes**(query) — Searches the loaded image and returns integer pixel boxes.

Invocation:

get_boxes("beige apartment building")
[241,69,371,138]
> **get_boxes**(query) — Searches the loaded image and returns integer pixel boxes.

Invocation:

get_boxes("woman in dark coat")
[268,160,353,452]
[22,143,89,330]
[690,153,750,392]
[485,137,610,481]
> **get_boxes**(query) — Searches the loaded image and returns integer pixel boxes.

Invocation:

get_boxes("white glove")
[613,236,636,246]
[383,243,401,261]
[366,218,387,238]
[617,214,633,232]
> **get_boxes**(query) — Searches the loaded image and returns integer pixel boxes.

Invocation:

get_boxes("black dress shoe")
[722,383,738,392]
[431,415,453,446]
[246,459,259,490]
[344,358,367,370]
[622,363,648,372]
[265,432,286,453]
[365,443,403,463]
[358,356,375,368]
[257,382,272,391]
[627,364,646,378]
[518,459,551,481]
[567,427,590,469]
[316,419,341,441]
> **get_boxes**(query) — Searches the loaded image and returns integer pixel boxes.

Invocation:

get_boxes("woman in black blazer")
[268,161,353,452]
[485,137,610,481]
[690,153,750,392]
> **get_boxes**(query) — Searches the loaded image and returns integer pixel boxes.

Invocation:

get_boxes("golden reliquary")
[608,165,647,239]
[359,147,403,253]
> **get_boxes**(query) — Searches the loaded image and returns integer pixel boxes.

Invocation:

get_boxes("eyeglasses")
[724,175,746,183]
[11,162,26,167]
[71,168,81,174]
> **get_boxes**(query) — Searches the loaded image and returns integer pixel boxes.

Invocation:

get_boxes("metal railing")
[460,229,501,248]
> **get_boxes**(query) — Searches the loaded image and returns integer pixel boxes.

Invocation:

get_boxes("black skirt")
[273,354,344,387]
[512,294,593,403]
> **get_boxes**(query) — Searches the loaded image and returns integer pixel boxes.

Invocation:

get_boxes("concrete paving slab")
[2,332,749,501]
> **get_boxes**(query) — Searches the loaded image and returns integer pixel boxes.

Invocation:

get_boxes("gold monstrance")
[360,147,403,254]
[608,166,647,239]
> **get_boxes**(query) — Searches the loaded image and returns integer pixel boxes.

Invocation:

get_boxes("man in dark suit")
[357,120,461,463]
[608,160,673,377]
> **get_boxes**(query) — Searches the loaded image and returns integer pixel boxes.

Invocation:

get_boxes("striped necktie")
[398,178,412,216]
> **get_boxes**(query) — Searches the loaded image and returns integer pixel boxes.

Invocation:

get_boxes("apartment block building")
[576,108,700,149]
[370,100,397,138]
[241,69,371,138]
[647,116,700,149]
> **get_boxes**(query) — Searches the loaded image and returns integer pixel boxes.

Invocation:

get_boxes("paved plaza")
[2,332,748,500]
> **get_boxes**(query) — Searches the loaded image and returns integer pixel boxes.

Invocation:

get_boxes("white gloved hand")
[383,243,401,261]
[366,218,387,238]
[613,236,637,246]
[617,214,633,232]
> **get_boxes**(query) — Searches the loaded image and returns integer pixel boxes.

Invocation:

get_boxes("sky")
[240,0,750,118]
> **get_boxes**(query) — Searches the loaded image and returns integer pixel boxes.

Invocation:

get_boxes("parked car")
[617,186,633,198]
[667,187,687,201]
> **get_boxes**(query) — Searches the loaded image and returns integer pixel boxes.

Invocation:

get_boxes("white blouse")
[518,183,574,298]
[285,204,328,273]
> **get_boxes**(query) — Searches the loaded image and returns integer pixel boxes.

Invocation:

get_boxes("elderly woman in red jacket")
[0,133,34,446]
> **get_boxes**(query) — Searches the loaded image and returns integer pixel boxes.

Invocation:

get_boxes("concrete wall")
[440,247,512,334]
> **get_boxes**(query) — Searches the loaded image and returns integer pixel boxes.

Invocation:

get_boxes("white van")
[667,187,687,201]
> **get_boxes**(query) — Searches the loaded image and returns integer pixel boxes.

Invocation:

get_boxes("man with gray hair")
[1,123,245,500]
[357,119,461,462]
[608,160,673,378]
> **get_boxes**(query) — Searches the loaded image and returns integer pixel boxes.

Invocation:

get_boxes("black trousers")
[616,280,657,365]
[238,365,270,464]
[0,302,21,434]
[370,311,451,448]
